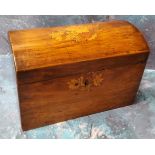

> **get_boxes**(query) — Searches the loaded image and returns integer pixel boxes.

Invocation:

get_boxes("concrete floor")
[0,15,155,138]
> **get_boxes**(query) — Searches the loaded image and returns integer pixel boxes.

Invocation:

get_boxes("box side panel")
[18,62,146,130]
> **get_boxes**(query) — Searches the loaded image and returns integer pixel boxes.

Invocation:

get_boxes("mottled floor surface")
[0,55,155,138]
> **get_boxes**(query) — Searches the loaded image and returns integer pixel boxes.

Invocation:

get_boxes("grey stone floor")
[0,15,155,138]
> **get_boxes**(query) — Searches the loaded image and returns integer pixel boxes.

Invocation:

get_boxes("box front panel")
[18,63,145,130]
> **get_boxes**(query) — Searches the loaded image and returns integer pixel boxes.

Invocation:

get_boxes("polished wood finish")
[19,63,146,130]
[9,20,149,130]
[9,20,148,72]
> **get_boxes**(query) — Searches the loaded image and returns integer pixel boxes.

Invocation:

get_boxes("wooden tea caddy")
[9,20,149,131]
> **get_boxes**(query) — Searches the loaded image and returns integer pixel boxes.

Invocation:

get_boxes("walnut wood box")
[9,20,149,131]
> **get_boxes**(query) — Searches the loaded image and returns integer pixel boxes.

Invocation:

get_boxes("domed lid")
[9,20,149,84]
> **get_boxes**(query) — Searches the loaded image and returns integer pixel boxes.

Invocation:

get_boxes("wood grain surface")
[8,20,149,130]
[9,20,149,72]
[19,63,146,130]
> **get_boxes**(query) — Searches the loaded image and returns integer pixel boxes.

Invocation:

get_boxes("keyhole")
[84,79,89,86]
[75,82,78,86]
